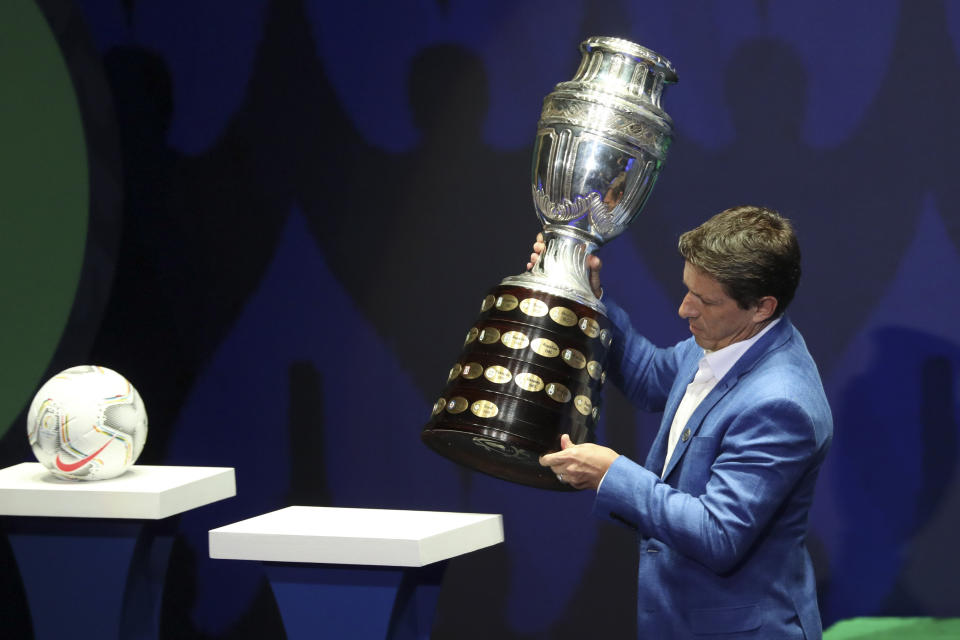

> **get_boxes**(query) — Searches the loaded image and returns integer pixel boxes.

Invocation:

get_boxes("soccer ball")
[26,366,148,481]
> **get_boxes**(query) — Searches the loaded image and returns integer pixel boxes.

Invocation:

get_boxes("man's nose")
[678,294,698,319]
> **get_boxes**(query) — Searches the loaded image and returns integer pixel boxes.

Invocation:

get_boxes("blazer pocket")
[689,602,761,635]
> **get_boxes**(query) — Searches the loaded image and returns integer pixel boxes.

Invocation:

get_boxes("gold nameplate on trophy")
[574,395,593,416]
[501,330,530,350]
[484,365,513,384]
[446,397,469,414]
[550,306,578,327]
[471,400,499,418]
[462,362,484,380]
[579,317,601,338]
[545,382,572,403]
[520,298,549,317]
[562,348,587,369]
[514,372,545,392]
[531,337,560,358]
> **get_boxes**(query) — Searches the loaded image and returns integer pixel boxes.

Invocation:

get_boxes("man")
[537,205,833,638]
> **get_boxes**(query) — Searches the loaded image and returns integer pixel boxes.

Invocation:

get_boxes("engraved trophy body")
[422,37,677,490]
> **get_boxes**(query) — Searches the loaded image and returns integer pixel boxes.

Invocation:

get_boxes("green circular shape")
[0,0,88,439]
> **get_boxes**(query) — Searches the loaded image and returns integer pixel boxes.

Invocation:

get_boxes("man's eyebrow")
[684,284,718,304]
[682,280,704,300]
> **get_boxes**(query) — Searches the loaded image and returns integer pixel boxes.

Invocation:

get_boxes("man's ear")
[753,296,778,322]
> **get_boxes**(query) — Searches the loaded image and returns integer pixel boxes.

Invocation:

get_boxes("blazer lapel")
[660,380,731,480]
[660,318,795,480]
[644,351,701,471]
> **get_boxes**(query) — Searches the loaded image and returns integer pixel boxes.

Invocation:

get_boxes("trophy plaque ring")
[422,36,677,490]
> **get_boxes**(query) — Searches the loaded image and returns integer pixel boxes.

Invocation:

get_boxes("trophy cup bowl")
[422,36,677,490]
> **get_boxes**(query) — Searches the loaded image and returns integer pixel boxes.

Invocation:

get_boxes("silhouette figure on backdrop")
[634,37,917,378]
[922,2,960,255]
[91,1,349,636]
[298,43,532,398]
[829,328,960,620]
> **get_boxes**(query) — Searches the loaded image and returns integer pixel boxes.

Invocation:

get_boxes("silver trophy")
[423,36,677,489]
[505,36,677,311]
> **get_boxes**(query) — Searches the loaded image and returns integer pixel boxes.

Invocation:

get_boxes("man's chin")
[690,331,712,350]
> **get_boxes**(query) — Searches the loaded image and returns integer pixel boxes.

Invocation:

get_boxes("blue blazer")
[595,300,833,639]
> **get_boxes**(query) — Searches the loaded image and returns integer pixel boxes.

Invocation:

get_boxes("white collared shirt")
[660,317,781,476]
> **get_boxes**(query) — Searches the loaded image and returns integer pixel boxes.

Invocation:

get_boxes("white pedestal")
[0,462,236,519]
[1,462,236,640]
[209,505,503,565]
[210,507,504,639]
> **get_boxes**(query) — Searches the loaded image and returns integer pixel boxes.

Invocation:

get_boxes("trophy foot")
[421,426,575,491]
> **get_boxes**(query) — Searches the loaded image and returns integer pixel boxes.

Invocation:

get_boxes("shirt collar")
[701,317,781,382]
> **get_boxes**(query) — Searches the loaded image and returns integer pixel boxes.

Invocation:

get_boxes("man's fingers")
[560,433,574,449]
[587,254,603,298]
[528,238,546,271]
[539,451,561,467]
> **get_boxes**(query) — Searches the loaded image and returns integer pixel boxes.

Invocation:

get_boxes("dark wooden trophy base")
[422,283,612,490]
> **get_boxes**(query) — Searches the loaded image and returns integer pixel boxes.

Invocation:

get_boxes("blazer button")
[681,428,691,442]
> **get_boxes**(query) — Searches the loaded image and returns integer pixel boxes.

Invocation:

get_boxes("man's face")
[678,262,766,351]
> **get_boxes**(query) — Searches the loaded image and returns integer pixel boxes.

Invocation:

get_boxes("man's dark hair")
[677,205,801,317]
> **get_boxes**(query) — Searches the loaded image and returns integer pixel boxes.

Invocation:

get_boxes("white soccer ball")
[26,366,148,481]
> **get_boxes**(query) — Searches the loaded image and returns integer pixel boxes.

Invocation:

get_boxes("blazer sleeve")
[605,297,686,413]
[593,396,819,574]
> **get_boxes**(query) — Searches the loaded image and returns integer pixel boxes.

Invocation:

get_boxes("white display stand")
[0,462,236,640]
[0,462,235,519]
[210,506,503,639]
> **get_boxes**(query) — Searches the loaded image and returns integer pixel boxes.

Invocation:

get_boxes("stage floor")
[824,617,960,638]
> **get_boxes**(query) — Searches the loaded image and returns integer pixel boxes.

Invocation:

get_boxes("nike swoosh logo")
[55,437,115,472]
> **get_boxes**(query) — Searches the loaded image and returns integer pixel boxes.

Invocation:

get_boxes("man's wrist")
[596,454,618,491]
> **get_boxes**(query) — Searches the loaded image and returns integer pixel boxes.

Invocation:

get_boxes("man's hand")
[539,434,619,491]
[526,233,604,300]
[526,232,548,271]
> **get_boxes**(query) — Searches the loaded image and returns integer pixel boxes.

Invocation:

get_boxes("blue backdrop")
[3,0,959,637]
